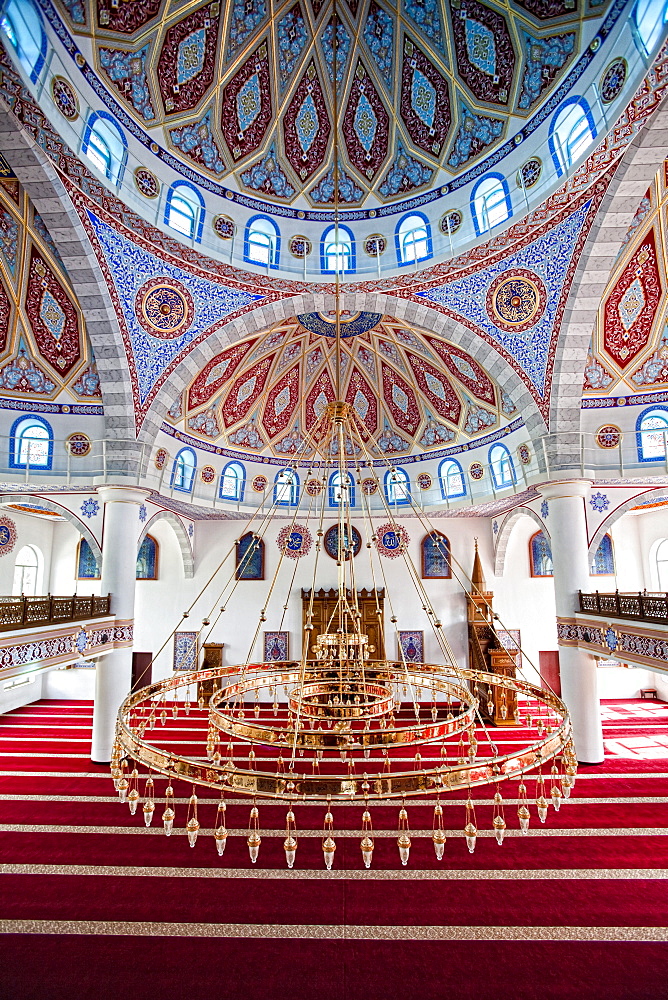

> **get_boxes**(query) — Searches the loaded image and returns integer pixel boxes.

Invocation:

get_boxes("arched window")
[384,467,411,505]
[236,531,264,580]
[321,224,355,274]
[164,182,204,242]
[489,443,515,489]
[438,458,466,500]
[529,530,553,577]
[329,470,355,507]
[171,447,196,493]
[136,534,158,580]
[395,212,432,266]
[12,543,42,596]
[0,0,46,83]
[9,415,53,469]
[656,538,668,590]
[471,174,512,236]
[637,406,668,461]
[274,468,299,506]
[77,538,100,580]
[81,112,127,184]
[632,0,668,56]
[549,98,596,177]
[244,215,280,268]
[219,461,246,502]
[421,532,451,579]
[591,534,615,575]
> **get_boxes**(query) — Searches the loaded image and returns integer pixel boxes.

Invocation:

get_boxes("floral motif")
[66,433,91,457]
[517,443,531,465]
[80,498,100,518]
[252,474,268,492]
[0,516,17,557]
[213,215,235,239]
[154,448,168,470]
[135,279,195,340]
[277,3,309,92]
[188,407,221,438]
[138,504,147,522]
[170,112,226,175]
[589,492,610,513]
[517,32,575,111]
[241,144,295,199]
[600,58,627,104]
[379,142,433,197]
[465,402,496,435]
[375,521,410,558]
[596,425,622,449]
[417,472,432,489]
[469,462,485,481]
[439,211,462,235]
[99,46,155,121]
[134,168,160,198]
[289,235,312,258]
[541,500,549,519]
[361,478,378,495]
[200,465,216,484]
[309,162,363,204]
[447,101,504,169]
[306,478,324,496]
[51,77,79,120]
[277,524,313,559]
[488,269,547,333]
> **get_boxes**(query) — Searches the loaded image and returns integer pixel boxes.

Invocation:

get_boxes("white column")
[91,486,150,763]
[540,481,604,764]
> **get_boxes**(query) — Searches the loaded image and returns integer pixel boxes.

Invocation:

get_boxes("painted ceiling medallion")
[283,62,331,181]
[96,0,162,33]
[343,62,389,180]
[277,524,313,559]
[487,269,548,333]
[603,229,662,370]
[25,248,81,376]
[400,37,451,158]
[51,77,79,120]
[135,278,195,339]
[221,43,273,161]
[450,0,515,106]
[157,4,221,116]
[375,521,409,558]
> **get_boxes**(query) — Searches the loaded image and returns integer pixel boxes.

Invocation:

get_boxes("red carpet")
[1,698,667,1000]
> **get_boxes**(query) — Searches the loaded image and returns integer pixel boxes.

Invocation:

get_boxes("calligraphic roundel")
[602,227,663,371]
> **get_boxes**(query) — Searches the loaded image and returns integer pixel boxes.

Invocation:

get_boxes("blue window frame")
[438,458,466,499]
[77,538,100,580]
[0,0,46,83]
[637,405,668,461]
[320,224,355,274]
[274,468,299,506]
[384,467,411,506]
[530,531,553,577]
[395,212,432,266]
[136,534,158,580]
[421,532,451,579]
[591,534,615,576]
[329,470,355,507]
[489,443,515,489]
[549,97,596,177]
[81,111,127,184]
[244,214,280,268]
[236,532,264,580]
[632,0,668,56]
[171,447,196,493]
[9,415,53,470]
[471,173,512,236]
[219,461,245,502]
[164,181,204,242]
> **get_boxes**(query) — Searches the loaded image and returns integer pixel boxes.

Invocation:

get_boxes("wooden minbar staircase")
[467,541,519,726]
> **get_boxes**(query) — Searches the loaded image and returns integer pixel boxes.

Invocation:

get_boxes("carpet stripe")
[2,824,668,837]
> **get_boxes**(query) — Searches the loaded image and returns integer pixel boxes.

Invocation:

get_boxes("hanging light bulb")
[186,788,200,848]
[465,794,477,853]
[214,797,228,857]
[432,801,446,860]
[248,803,261,863]
[142,775,155,827]
[397,803,411,866]
[116,776,128,802]
[284,805,298,869]
[162,783,175,836]
[322,799,336,870]
[493,786,506,845]
[127,768,139,815]
[361,805,374,869]
[517,780,530,834]
[536,772,548,823]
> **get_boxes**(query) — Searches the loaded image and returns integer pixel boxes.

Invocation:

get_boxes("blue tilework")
[0,203,18,276]
[379,142,433,198]
[364,3,394,85]
[418,201,591,397]
[309,161,363,203]
[448,101,504,169]
[277,4,309,92]
[403,0,443,51]
[241,144,296,198]
[169,111,225,175]
[87,211,261,405]
[227,0,268,57]
[321,19,351,85]
[99,45,155,121]
[518,31,576,111]
[465,18,496,76]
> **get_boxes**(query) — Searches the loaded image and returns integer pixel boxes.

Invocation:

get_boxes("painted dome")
[175,313,516,458]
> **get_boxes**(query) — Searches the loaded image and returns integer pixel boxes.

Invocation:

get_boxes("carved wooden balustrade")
[578,591,668,624]
[0,595,111,632]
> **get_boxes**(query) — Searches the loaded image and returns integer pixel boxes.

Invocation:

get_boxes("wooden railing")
[0,595,111,632]
[578,591,668,624]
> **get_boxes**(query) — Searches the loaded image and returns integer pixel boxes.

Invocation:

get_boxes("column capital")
[96,486,152,506]
[539,480,592,502]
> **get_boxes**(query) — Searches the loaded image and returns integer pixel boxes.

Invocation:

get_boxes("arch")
[590,532,615,575]
[636,405,668,461]
[139,510,194,579]
[219,460,246,502]
[529,529,553,577]
[0,494,104,575]
[320,224,355,274]
[77,537,100,579]
[329,470,355,508]
[244,214,280,268]
[236,531,264,580]
[395,211,432,266]
[170,447,197,493]
[438,458,466,500]
[164,181,205,242]
[489,442,515,489]
[655,536,668,589]
[9,415,53,470]
[136,533,158,579]
[0,0,47,83]
[0,103,134,442]
[12,542,42,595]
[471,173,512,236]
[632,0,668,57]
[549,97,596,177]
[384,467,411,505]
[494,506,548,576]
[421,531,451,579]
[81,111,127,185]
[274,467,299,506]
